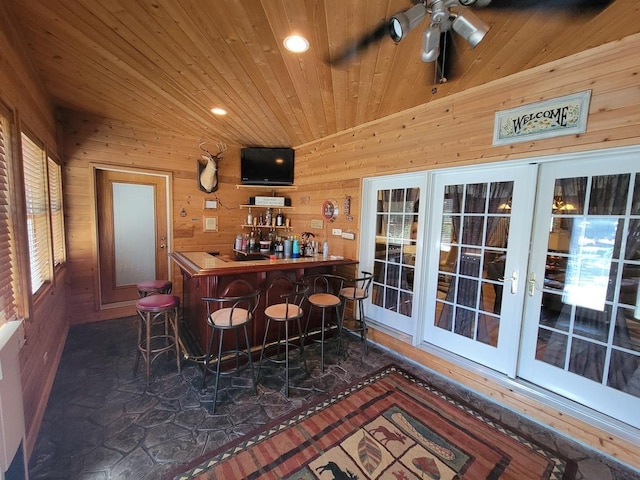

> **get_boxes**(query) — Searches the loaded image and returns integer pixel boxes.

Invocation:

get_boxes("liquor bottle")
[276,209,284,226]
[246,207,253,226]
[265,208,272,227]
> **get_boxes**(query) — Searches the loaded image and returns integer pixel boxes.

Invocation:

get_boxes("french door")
[360,173,428,337]
[518,152,640,428]
[422,165,536,376]
[361,148,640,428]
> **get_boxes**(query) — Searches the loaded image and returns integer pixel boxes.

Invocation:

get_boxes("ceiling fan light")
[389,3,427,43]
[421,24,441,63]
[452,10,489,48]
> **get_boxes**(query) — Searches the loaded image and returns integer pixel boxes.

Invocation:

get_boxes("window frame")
[48,155,66,268]
[21,131,52,296]
[0,102,28,325]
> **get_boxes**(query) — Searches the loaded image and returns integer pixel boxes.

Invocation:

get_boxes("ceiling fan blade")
[486,0,612,9]
[327,20,389,66]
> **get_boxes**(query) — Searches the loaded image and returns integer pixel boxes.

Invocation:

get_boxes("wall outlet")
[332,228,342,236]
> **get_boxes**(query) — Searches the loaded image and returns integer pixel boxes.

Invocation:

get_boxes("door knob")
[160,243,166,249]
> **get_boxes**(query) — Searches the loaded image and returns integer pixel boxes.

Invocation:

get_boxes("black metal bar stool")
[136,279,172,298]
[134,293,181,384]
[257,280,309,397]
[201,288,261,413]
[339,271,373,354]
[303,274,345,373]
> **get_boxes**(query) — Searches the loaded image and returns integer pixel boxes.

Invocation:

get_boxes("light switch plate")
[332,228,342,236]
[203,216,218,232]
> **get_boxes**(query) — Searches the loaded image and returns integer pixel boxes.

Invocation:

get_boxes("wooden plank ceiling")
[6,0,639,148]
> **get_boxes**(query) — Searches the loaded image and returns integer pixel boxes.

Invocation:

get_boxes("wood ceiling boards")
[6,0,639,148]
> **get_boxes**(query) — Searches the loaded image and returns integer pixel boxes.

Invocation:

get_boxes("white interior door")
[422,164,536,376]
[518,152,640,428]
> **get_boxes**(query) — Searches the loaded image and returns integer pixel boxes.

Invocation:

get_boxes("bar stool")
[303,274,345,373]
[201,288,261,413]
[339,271,373,354]
[257,281,309,397]
[136,279,172,298]
[134,293,181,384]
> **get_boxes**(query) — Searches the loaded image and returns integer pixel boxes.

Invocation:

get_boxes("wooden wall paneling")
[60,112,255,323]
[19,269,69,457]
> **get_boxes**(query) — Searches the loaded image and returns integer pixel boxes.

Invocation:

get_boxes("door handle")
[504,270,518,295]
[160,243,166,249]
[528,272,536,296]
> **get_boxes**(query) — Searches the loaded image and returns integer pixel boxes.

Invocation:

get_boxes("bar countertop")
[171,251,357,277]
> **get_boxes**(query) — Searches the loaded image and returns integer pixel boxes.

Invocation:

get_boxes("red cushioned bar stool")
[134,293,181,384]
[136,279,173,298]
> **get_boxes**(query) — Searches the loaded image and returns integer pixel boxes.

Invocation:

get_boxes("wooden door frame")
[90,164,173,310]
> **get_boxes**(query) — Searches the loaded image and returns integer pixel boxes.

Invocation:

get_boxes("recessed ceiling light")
[210,107,227,116]
[283,34,309,53]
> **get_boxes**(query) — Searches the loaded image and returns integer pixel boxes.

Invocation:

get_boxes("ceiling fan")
[329,0,613,82]
[328,0,493,69]
[388,0,491,63]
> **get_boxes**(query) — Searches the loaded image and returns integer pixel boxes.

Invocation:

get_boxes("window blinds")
[21,132,51,294]
[0,111,17,324]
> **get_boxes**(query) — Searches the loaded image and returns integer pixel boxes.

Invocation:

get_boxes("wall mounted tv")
[240,147,295,186]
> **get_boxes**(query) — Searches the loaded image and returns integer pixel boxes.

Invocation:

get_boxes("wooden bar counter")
[170,251,357,360]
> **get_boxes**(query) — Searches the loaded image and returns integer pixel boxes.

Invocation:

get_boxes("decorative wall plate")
[322,199,338,222]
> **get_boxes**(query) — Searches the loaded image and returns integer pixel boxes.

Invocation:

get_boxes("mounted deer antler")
[198,141,227,193]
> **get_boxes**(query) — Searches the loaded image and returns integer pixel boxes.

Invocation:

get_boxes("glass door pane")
[360,173,428,337]
[112,182,156,286]
[520,155,640,428]
[423,165,536,376]
[372,187,419,318]
[435,181,513,347]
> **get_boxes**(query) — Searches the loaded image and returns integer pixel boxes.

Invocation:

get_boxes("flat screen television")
[240,147,295,186]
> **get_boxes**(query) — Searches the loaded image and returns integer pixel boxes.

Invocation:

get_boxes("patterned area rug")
[169,365,576,479]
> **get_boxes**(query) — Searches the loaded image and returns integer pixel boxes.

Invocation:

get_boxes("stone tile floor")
[29,316,640,479]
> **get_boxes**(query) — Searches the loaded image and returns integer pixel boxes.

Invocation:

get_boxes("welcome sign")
[493,90,591,145]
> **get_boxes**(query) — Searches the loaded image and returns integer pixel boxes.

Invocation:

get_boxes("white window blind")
[0,109,17,325]
[48,157,65,266]
[21,132,51,294]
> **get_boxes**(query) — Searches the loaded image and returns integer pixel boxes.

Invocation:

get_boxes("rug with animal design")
[168,365,576,479]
